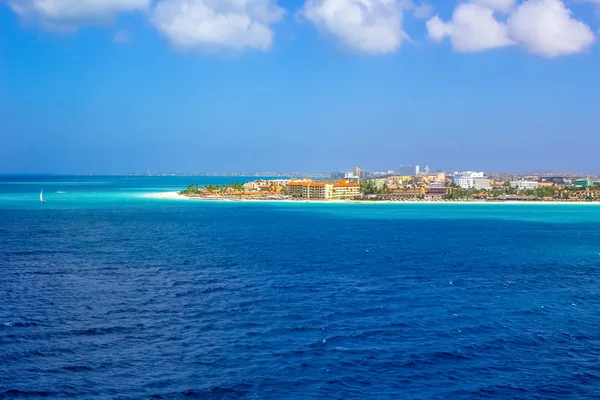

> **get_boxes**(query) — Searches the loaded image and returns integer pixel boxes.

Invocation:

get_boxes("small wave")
[0,390,58,398]
[193,361,217,366]
[9,250,70,256]
[180,384,252,398]
[62,365,93,372]
[70,325,141,336]
[427,351,472,362]
[200,286,226,294]
[2,321,37,328]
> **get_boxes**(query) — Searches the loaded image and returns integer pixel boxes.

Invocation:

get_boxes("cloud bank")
[300,0,406,55]
[426,0,595,57]
[151,0,285,52]
[4,0,598,57]
[427,3,514,53]
[7,0,150,31]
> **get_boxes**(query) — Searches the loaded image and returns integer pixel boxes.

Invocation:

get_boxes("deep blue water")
[2,176,600,399]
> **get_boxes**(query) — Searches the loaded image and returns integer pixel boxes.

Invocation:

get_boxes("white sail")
[40,189,44,203]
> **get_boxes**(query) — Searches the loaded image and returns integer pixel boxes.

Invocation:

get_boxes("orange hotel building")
[287,179,361,200]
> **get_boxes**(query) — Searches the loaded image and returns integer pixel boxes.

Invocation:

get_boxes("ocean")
[1,175,600,399]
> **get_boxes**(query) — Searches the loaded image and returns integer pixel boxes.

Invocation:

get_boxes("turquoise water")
[0,175,246,209]
[2,176,600,398]
[2,175,600,223]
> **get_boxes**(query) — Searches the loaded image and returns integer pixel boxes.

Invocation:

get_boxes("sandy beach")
[142,192,600,205]
[142,192,352,203]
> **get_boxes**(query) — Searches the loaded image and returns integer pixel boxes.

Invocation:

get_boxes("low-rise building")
[379,187,425,201]
[510,180,539,190]
[575,179,592,188]
[453,171,485,189]
[286,179,359,200]
[473,177,491,190]
[427,172,446,183]
[386,176,413,186]
[287,179,311,198]
[425,183,449,201]
[331,180,361,199]
[244,181,260,191]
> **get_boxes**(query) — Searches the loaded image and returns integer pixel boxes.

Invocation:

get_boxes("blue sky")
[1,0,599,174]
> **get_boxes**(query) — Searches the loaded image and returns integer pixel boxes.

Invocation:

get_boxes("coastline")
[142,192,600,205]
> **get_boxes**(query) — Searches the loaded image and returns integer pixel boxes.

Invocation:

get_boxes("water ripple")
[2,205,600,398]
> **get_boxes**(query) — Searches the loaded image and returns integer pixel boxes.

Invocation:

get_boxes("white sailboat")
[40,189,46,203]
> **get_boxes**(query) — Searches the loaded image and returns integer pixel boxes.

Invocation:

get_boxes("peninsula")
[146,169,600,203]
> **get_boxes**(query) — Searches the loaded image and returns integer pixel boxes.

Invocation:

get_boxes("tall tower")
[353,167,361,183]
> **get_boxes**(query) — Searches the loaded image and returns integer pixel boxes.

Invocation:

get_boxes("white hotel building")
[452,171,485,189]
[510,180,539,190]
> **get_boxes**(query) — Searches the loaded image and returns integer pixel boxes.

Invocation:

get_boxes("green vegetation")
[360,180,387,195]
[179,182,246,195]
[446,183,470,200]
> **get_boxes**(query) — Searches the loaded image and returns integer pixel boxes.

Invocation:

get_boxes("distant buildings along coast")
[177,165,600,202]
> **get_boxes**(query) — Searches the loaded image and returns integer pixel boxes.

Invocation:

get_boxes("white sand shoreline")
[142,192,600,205]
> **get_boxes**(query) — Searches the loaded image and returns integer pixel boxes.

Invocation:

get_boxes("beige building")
[287,179,360,200]
[332,180,361,199]
[427,173,446,183]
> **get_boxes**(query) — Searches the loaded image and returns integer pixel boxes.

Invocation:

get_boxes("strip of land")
[142,191,600,205]
[143,175,600,204]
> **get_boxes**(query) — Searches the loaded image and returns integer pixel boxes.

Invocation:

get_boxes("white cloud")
[427,0,595,57]
[426,3,514,52]
[507,0,595,57]
[300,0,407,55]
[7,0,150,31]
[151,0,285,52]
[472,0,516,13]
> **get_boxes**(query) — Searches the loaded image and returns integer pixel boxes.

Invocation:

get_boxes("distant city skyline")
[1,0,600,174]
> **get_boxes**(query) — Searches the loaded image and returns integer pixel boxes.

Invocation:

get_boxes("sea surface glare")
[1,176,600,399]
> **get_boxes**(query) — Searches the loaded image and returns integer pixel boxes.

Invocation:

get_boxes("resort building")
[287,179,312,198]
[575,179,592,188]
[385,176,413,187]
[332,180,361,199]
[379,187,425,201]
[244,181,260,191]
[244,180,285,193]
[473,177,491,190]
[453,171,485,189]
[286,179,359,200]
[425,183,449,201]
[427,172,447,183]
[510,180,539,190]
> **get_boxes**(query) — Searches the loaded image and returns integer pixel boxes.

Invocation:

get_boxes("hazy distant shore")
[143,192,600,205]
